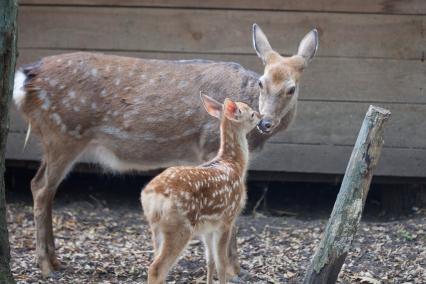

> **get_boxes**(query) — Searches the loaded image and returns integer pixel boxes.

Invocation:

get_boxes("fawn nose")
[258,118,273,133]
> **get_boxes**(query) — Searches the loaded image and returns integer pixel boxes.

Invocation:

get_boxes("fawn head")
[201,94,261,134]
[253,24,319,133]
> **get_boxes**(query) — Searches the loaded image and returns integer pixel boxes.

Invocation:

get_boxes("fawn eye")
[258,80,263,89]
[251,112,255,118]
[287,86,296,95]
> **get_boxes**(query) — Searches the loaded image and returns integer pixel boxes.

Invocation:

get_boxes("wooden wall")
[7,0,426,178]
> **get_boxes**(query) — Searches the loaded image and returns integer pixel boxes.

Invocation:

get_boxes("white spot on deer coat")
[49,113,62,125]
[68,90,76,99]
[178,81,188,88]
[91,68,98,77]
[100,126,130,140]
[38,91,51,110]
[49,79,58,87]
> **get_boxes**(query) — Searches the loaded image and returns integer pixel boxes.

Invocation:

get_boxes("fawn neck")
[215,117,249,174]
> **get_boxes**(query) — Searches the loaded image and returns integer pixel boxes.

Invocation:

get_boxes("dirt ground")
[7,193,426,284]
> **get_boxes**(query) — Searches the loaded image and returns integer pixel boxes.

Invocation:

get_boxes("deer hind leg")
[213,227,232,284]
[202,233,215,284]
[147,224,191,284]
[31,145,84,277]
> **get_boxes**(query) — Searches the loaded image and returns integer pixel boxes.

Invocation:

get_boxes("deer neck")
[216,118,249,174]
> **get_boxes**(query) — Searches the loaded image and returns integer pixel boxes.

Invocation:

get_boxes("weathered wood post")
[0,0,18,283]
[303,105,391,284]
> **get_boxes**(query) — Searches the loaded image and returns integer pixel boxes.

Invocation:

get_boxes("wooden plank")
[15,48,426,104]
[250,143,426,177]
[270,101,426,149]
[12,98,426,149]
[6,133,42,161]
[7,132,426,177]
[17,6,425,60]
[18,0,426,15]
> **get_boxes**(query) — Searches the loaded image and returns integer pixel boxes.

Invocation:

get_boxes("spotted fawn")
[141,94,261,284]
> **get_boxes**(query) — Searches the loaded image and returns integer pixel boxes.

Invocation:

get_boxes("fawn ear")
[223,98,239,121]
[200,93,222,119]
[297,29,318,65]
[252,23,274,65]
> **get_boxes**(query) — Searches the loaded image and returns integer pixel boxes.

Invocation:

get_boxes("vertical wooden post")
[0,0,18,283]
[303,105,391,284]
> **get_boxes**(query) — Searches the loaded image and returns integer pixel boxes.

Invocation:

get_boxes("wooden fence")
[6,0,426,178]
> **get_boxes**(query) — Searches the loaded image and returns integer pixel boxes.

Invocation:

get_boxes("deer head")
[253,24,318,133]
[201,93,262,135]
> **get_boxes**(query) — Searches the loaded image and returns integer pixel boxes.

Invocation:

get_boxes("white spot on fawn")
[114,79,121,86]
[91,68,98,77]
[100,89,107,97]
[68,90,76,99]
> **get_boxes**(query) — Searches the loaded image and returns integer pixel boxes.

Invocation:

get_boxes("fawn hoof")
[226,264,240,278]
[229,269,251,283]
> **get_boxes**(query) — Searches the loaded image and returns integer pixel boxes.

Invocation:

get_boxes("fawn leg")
[148,226,191,284]
[213,227,231,284]
[202,233,215,284]
[228,225,240,276]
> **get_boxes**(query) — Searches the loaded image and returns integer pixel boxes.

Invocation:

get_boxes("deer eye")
[287,86,296,95]
[258,80,263,89]
[251,112,255,118]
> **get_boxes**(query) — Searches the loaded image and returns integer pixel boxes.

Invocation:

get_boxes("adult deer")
[142,95,261,284]
[13,24,318,277]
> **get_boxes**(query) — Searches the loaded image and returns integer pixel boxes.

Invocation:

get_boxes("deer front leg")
[202,233,215,284]
[213,227,231,284]
[227,225,240,276]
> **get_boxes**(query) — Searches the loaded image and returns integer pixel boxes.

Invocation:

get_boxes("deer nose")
[258,119,273,133]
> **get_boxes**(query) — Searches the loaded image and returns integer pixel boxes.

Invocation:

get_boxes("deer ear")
[252,23,273,65]
[297,29,318,65]
[223,98,239,121]
[200,93,222,119]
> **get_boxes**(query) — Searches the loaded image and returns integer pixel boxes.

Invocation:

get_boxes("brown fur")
[142,99,260,284]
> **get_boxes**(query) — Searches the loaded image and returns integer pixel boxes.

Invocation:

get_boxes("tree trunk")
[0,0,18,283]
[304,105,391,284]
